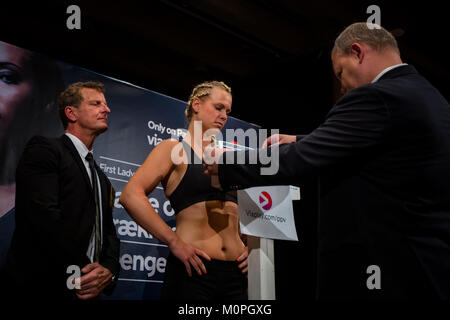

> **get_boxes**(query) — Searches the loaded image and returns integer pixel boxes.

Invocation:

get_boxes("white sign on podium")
[237,185,300,300]
[238,185,299,241]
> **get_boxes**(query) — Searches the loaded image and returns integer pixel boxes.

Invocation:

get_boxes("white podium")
[240,185,300,300]
[247,236,275,300]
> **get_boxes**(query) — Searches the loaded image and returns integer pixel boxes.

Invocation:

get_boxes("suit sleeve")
[99,183,120,283]
[218,86,391,190]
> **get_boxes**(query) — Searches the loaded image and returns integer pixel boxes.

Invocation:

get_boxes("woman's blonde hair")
[185,81,231,122]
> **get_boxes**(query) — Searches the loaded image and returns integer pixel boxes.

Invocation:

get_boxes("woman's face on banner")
[0,42,33,138]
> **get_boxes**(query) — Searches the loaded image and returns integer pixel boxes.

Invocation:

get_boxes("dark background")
[2,0,448,300]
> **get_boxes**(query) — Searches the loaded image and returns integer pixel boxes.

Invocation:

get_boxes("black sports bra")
[167,141,237,214]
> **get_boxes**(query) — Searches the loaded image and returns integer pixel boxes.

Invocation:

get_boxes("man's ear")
[351,43,365,63]
[64,106,77,122]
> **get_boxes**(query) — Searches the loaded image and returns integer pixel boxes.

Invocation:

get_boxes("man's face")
[73,88,110,135]
[332,51,365,95]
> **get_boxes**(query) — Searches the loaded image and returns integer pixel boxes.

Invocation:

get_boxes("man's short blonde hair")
[58,81,105,129]
[332,22,399,56]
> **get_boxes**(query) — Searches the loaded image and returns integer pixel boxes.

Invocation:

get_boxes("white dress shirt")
[65,133,103,262]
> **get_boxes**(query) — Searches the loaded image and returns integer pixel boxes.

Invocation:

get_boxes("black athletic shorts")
[161,253,248,300]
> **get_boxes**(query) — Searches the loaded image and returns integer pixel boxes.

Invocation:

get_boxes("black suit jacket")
[219,65,450,299]
[2,134,120,298]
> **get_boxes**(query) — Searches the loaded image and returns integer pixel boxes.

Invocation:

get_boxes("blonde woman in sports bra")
[120,81,248,300]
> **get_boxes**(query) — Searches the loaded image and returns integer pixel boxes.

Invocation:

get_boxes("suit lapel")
[60,134,94,194]
[61,134,112,215]
[95,162,110,211]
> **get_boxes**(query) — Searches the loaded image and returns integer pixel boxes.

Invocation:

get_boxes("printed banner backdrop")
[0,40,259,300]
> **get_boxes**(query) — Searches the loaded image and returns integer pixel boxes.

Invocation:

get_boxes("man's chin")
[96,125,108,135]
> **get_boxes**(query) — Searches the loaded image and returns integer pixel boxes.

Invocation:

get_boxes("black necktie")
[85,152,101,262]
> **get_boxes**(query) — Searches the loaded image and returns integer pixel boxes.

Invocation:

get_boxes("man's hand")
[75,262,113,300]
[262,134,297,148]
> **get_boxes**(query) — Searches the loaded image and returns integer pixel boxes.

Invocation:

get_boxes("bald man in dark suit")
[205,23,450,299]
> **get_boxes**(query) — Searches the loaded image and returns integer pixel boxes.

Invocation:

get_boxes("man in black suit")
[2,81,120,299]
[204,23,450,299]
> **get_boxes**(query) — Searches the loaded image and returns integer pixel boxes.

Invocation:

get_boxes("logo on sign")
[259,191,272,210]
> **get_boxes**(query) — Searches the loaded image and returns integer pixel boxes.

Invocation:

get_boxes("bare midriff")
[174,200,245,261]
